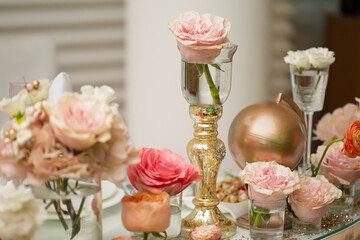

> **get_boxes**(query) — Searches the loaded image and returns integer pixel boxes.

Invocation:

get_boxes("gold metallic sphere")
[228,93,306,170]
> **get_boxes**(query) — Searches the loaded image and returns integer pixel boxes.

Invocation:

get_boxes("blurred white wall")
[125,0,271,174]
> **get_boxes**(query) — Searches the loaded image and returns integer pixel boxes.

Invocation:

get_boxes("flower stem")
[309,72,321,100]
[143,232,149,240]
[52,200,69,231]
[312,138,343,177]
[295,75,306,104]
[253,212,262,228]
[71,197,86,239]
[204,64,221,105]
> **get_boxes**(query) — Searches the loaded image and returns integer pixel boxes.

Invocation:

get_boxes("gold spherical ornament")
[228,93,306,170]
[32,80,40,90]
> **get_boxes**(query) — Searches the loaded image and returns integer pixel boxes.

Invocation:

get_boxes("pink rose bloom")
[121,192,171,233]
[169,11,231,63]
[127,148,202,196]
[314,103,360,144]
[190,224,223,240]
[312,142,360,186]
[47,93,113,151]
[241,161,300,202]
[289,175,342,222]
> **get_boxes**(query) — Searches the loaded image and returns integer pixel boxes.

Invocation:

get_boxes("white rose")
[306,47,335,69]
[284,50,310,71]
[0,89,28,118]
[26,79,52,104]
[80,85,116,104]
[0,183,47,240]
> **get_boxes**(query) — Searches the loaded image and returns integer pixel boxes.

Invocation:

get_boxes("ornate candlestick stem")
[181,105,237,238]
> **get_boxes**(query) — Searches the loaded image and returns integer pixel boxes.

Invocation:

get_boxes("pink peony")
[289,175,342,222]
[47,93,113,151]
[312,142,360,186]
[168,11,231,63]
[121,192,171,233]
[127,148,202,196]
[241,161,300,202]
[314,103,360,144]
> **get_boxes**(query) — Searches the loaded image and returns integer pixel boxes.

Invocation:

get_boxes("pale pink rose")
[241,161,300,201]
[313,142,360,186]
[121,192,171,233]
[289,175,342,222]
[190,224,223,240]
[169,11,231,63]
[127,148,202,196]
[47,93,113,151]
[102,115,139,186]
[314,103,360,144]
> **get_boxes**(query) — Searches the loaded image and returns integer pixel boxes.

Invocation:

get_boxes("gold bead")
[3,130,10,138]
[8,129,17,138]
[32,80,40,90]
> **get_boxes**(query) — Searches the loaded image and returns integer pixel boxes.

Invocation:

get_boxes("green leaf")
[191,64,205,81]
[261,213,271,222]
[210,64,224,72]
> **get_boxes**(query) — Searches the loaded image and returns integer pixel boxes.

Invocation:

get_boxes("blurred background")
[0,0,359,175]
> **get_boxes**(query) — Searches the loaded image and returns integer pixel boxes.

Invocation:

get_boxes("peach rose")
[289,175,341,222]
[241,161,300,202]
[343,120,360,158]
[47,93,113,151]
[127,148,202,196]
[169,11,231,63]
[121,192,171,233]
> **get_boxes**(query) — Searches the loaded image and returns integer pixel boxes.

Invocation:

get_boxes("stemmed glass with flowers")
[284,47,335,174]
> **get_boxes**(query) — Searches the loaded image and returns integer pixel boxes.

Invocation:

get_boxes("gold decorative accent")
[181,105,237,239]
[32,80,40,90]
[228,93,306,170]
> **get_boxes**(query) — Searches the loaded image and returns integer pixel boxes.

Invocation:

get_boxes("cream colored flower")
[284,50,310,71]
[306,47,335,69]
[0,182,47,240]
[0,89,28,118]
[26,79,52,104]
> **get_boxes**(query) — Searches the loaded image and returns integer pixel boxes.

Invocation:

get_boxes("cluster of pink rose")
[242,161,341,223]
[0,82,138,186]
[313,101,360,187]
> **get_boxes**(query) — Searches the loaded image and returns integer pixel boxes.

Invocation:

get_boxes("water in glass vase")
[249,199,285,240]
[290,68,329,112]
[32,179,102,240]
[181,61,232,106]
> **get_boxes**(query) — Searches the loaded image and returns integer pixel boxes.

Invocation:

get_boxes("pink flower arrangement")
[127,148,202,196]
[314,103,360,144]
[168,11,231,63]
[0,83,139,186]
[241,161,300,202]
[312,142,360,186]
[289,175,342,222]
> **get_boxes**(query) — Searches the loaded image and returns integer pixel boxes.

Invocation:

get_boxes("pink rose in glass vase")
[241,161,300,202]
[289,175,341,222]
[127,148,202,196]
[312,142,360,186]
[168,11,231,63]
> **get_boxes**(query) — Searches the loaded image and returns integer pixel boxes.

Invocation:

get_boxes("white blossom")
[284,50,310,71]
[306,47,335,69]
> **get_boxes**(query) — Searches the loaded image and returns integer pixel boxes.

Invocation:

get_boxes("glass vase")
[328,184,356,215]
[31,177,102,240]
[292,217,322,235]
[180,44,238,239]
[248,198,286,240]
[131,192,182,239]
[290,65,330,175]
